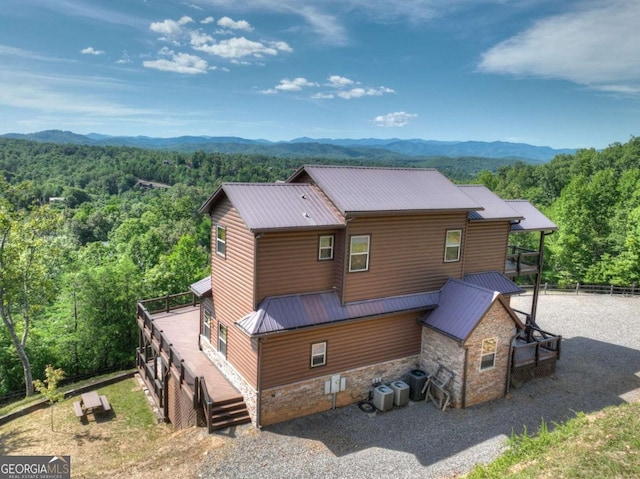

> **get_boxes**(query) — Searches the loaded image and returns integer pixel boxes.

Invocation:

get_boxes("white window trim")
[202,310,212,343]
[311,341,327,367]
[480,337,497,371]
[216,224,226,258]
[444,229,462,263]
[218,323,228,358]
[318,235,334,260]
[349,235,370,272]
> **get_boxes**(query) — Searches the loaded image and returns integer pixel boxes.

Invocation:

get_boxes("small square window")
[480,338,497,370]
[311,342,327,367]
[319,235,334,260]
[444,229,462,262]
[349,235,370,272]
[216,225,226,257]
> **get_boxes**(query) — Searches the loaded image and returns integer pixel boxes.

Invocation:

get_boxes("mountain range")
[1,130,577,162]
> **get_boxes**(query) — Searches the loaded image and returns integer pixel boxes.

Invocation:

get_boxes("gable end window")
[480,338,497,370]
[444,229,462,262]
[216,225,226,257]
[311,341,327,367]
[318,235,334,260]
[349,235,370,272]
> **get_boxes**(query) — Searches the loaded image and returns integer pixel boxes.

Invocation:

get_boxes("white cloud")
[143,51,208,74]
[337,86,395,99]
[478,0,640,94]
[149,16,194,43]
[326,75,354,87]
[275,77,318,91]
[201,16,214,24]
[217,16,253,31]
[311,92,335,99]
[116,51,132,64]
[190,30,214,47]
[194,37,291,59]
[372,111,418,127]
[81,47,105,55]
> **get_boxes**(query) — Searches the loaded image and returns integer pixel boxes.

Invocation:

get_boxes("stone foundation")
[259,355,421,426]
[420,328,465,407]
[200,336,259,426]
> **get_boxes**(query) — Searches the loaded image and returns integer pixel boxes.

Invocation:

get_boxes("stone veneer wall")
[200,336,259,426]
[259,355,421,426]
[419,328,465,407]
[463,301,516,407]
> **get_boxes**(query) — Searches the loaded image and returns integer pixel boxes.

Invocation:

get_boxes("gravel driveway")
[197,293,640,479]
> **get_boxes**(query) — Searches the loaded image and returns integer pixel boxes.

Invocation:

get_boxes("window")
[202,310,212,341]
[216,225,226,257]
[480,338,497,370]
[349,235,370,272]
[444,229,462,262]
[311,341,327,367]
[318,235,334,260]
[218,323,228,358]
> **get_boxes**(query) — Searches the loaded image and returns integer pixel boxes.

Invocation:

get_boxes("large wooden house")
[137,165,560,430]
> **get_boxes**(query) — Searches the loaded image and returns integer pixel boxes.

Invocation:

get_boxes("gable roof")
[506,200,558,232]
[421,278,524,342]
[458,185,523,222]
[190,276,212,297]
[289,165,483,215]
[199,183,345,232]
[236,290,440,336]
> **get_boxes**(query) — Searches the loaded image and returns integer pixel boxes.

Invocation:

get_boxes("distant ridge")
[1,130,576,161]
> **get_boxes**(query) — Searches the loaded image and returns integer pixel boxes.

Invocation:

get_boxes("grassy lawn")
[0,377,227,478]
[466,401,640,478]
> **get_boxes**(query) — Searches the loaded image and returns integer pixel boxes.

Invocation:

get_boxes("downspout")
[256,337,263,428]
[461,345,468,408]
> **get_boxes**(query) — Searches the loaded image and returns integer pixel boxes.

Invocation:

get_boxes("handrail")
[199,377,214,433]
[138,292,198,314]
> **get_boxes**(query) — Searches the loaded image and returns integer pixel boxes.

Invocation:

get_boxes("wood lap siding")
[463,222,510,274]
[210,198,258,387]
[344,213,467,303]
[260,312,423,389]
[256,230,341,303]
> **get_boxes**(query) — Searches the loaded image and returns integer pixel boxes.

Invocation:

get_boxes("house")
[136,165,560,430]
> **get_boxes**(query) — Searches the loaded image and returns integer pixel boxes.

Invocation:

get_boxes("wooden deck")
[150,306,241,403]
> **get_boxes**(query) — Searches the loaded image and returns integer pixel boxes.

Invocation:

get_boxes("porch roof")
[463,271,524,295]
[236,290,440,336]
[506,200,558,232]
[421,279,524,342]
[458,185,523,222]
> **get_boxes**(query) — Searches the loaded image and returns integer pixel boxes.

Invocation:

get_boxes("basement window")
[311,341,327,367]
[480,338,497,370]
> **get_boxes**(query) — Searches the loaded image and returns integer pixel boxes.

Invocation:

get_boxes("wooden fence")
[521,282,639,297]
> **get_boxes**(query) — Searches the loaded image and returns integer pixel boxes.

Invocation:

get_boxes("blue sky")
[1,0,639,148]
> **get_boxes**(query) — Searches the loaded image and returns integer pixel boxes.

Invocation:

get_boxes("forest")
[1,136,639,398]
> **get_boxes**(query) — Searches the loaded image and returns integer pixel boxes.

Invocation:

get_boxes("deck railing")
[512,334,561,369]
[506,245,540,276]
[136,295,204,417]
[198,377,215,433]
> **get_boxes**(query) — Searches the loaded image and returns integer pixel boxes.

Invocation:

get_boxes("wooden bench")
[99,395,111,412]
[73,401,85,418]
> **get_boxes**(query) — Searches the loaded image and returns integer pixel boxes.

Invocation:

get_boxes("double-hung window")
[444,229,462,262]
[216,225,226,257]
[202,310,212,341]
[318,235,334,260]
[480,338,497,370]
[311,341,327,367]
[349,235,370,272]
[218,323,228,358]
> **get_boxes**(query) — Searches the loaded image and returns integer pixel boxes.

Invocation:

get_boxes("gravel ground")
[197,293,640,479]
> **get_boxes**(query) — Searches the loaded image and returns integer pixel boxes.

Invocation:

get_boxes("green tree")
[33,365,65,431]
[0,181,64,396]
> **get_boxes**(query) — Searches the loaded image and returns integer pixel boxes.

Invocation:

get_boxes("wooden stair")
[208,396,251,431]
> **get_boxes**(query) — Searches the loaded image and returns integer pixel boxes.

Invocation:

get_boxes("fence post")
[544,282,548,295]
[610,284,614,296]
[165,294,170,312]
[576,282,580,295]
[633,282,637,297]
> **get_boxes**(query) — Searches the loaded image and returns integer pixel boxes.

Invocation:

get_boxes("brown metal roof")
[463,271,524,295]
[458,185,523,221]
[506,200,558,232]
[189,276,212,297]
[290,165,483,215]
[200,183,345,231]
[421,279,523,342]
[236,290,440,336]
